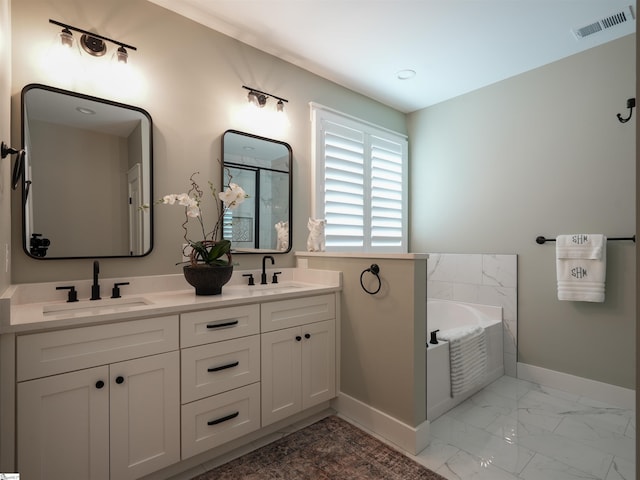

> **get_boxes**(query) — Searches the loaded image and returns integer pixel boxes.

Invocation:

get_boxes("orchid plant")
[159,172,248,266]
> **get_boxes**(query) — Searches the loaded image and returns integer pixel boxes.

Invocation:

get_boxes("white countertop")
[1,268,342,334]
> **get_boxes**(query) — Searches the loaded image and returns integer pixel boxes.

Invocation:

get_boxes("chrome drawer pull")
[206,320,239,329]
[207,411,239,426]
[207,361,239,373]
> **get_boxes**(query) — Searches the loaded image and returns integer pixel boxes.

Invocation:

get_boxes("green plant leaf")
[206,239,231,265]
[189,239,231,266]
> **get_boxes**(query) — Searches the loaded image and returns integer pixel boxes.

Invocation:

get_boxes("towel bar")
[536,235,636,244]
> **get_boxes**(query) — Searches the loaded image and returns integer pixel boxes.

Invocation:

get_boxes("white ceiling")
[147,0,636,113]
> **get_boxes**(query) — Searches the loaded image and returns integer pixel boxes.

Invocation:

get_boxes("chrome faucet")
[261,255,274,285]
[90,260,101,300]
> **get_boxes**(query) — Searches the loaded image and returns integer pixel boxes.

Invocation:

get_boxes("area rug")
[192,415,445,479]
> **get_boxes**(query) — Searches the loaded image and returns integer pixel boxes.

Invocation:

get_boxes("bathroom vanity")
[0,268,341,479]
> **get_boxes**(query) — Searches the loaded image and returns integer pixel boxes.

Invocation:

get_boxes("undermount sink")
[253,282,306,290]
[227,281,308,296]
[43,297,153,318]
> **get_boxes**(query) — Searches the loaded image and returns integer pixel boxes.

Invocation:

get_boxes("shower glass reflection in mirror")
[222,130,292,253]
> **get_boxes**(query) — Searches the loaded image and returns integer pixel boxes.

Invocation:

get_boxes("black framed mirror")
[222,130,292,253]
[21,84,153,259]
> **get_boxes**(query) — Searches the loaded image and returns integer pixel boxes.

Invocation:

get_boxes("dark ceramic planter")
[183,264,234,295]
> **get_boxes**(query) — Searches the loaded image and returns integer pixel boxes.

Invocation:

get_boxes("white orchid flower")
[162,194,178,205]
[186,202,200,217]
[219,183,247,210]
[162,193,200,217]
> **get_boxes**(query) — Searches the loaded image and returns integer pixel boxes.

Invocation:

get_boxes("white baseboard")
[517,362,635,410]
[331,392,430,455]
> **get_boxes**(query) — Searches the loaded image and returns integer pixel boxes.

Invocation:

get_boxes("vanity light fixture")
[242,85,288,112]
[115,46,129,64]
[59,27,74,48]
[49,19,137,64]
[247,90,267,108]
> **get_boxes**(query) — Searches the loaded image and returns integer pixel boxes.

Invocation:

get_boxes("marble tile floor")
[172,375,634,480]
[416,375,635,480]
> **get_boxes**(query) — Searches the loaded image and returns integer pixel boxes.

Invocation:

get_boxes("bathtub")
[426,299,504,420]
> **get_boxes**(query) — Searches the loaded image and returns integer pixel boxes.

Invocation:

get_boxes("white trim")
[517,362,635,410]
[309,107,321,217]
[309,102,408,139]
[331,392,430,455]
[296,251,428,260]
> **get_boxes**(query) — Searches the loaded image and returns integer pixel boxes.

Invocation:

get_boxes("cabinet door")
[17,366,110,480]
[301,319,336,409]
[261,327,302,427]
[109,351,180,480]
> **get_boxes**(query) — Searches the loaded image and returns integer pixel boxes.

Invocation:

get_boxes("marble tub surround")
[0,268,342,333]
[427,254,517,377]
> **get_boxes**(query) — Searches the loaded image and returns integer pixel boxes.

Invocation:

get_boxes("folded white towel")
[556,235,607,302]
[556,234,604,259]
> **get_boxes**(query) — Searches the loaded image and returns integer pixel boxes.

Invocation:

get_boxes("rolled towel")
[437,325,483,342]
[438,326,487,397]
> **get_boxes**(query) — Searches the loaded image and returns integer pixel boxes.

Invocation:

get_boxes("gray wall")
[29,121,129,257]
[303,255,427,427]
[0,0,10,294]
[409,35,636,389]
[9,0,406,283]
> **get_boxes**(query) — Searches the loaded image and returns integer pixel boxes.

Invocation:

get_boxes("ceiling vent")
[572,6,635,40]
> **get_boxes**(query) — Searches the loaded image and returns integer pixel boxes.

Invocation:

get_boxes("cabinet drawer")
[17,316,179,381]
[181,305,259,348]
[181,382,260,459]
[261,294,335,332]
[181,335,260,403]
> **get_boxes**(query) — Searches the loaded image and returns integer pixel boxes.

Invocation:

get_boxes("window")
[311,104,408,253]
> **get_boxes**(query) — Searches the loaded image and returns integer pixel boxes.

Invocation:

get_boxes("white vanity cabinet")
[4,283,341,479]
[260,295,336,426]
[180,305,262,459]
[15,316,180,480]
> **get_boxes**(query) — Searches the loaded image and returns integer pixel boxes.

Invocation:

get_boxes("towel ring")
[360,264,381,295]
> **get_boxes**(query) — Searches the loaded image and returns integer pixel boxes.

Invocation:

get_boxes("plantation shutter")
[312,105,407,253]
[370,135,404,248]
[323,120,365,248]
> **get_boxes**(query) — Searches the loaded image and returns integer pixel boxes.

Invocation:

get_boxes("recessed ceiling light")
[396,69,416,80]
[76,106,96,115]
